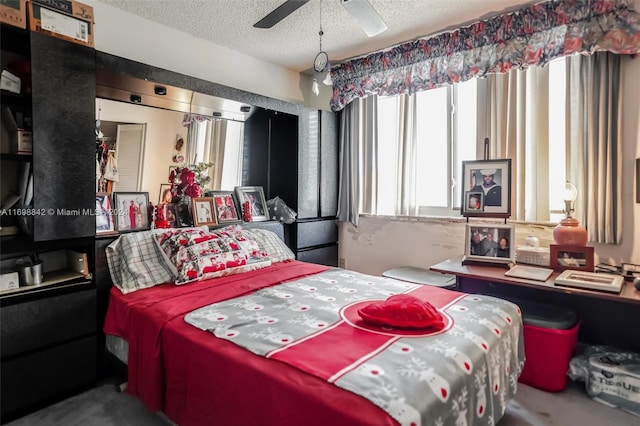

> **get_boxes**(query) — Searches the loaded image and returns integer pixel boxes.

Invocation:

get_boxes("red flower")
[168,163,212,198]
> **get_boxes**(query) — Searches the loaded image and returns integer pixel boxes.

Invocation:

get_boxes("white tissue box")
[0,272,20,291]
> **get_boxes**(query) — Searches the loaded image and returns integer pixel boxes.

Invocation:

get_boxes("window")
[366,57,570,221]
[373,78,479,216]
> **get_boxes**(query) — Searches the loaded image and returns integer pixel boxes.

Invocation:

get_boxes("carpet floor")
[5,379,638,426]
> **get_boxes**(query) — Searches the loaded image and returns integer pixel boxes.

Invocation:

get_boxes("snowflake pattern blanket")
[185,269,525,426]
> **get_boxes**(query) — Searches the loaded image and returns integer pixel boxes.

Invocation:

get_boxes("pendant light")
[312,0,332,95]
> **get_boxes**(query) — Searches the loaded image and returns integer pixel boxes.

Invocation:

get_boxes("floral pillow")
[155,228,271,285]
[214,225,269,261]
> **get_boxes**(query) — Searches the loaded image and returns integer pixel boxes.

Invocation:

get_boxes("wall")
[83,0,331,111]
[97,99,185,198]
[339,55,640,275]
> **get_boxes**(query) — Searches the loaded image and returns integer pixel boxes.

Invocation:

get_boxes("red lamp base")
[553,217,587,246]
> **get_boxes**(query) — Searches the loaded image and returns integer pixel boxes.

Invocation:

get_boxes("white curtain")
[337,96,378,226]
[567,53,622,244]
[200,119,227,189]
[395,94,418,216]
[488,53,622,243]
[487,66,552,222]
[187,118,244,190]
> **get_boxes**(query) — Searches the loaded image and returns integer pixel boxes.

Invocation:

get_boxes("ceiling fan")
[253,0,388,37]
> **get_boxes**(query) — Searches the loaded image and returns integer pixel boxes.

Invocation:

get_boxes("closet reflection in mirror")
[95,79,249,198]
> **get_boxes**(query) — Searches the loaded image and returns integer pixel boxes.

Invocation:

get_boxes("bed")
[101,223,524,426]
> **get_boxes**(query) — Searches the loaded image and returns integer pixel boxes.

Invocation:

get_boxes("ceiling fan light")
[322,63,333,86]
[341,0,387,37]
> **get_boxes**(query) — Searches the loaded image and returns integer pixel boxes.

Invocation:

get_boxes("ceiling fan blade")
[253,0,311,29]
[341,0,387,37]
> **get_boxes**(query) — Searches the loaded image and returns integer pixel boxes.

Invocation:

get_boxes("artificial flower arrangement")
[169,162,213,198]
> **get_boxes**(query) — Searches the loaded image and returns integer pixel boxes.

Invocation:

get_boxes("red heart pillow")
[358,294,446,329]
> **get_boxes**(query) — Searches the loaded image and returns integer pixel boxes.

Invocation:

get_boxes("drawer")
[296,219,338,249]
[1,335,97,417]
[297,244,338,267]
[1,288,96,358]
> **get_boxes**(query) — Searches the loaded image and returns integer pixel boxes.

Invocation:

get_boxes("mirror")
[95,70,253,203]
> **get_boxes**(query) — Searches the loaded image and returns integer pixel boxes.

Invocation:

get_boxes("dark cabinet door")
[319,110,338,218]
[243,108,298,210]
[269,111,298,209]
[243,108,270,188]
[297,109,338,219]
[30,33,96,241]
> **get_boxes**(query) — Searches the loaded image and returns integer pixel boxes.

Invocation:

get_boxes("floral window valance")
[330,0,640,112]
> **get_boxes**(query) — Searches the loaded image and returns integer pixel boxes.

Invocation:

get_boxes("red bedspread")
[103,261,399,425]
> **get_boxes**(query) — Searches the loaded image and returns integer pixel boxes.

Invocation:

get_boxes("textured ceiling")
[97,0,536,73]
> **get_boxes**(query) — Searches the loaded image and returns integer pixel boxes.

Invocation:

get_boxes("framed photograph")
[155,203,181,228]
[555,270,623,293]
[461,159,511,218]
[210,191,241,224]
[95,193,116,235]
[549,244,595,272]
[113,192,150,232]
[621,263,640,281]
[465,191,484,212]
[158,183,173,204]
[192,197,217,227]
[235,186,268,222]
[166,203,181,228]
[463,223,515,266]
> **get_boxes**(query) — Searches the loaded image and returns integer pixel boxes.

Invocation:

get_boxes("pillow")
[154,227,271,285]
[106,226,209,294]
[248,228,295,263]
[214,225,269,262]
[357,294,446,329]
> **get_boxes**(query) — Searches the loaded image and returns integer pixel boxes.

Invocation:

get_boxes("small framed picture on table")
[95,192,116,235]
[463,223,515,266]
[158,184,173,204]
[113,192,150,233]
[235,186,268,222]
[210,191,241,224]
[549,244,594,272]
[461,159,511,218]
[166,204,181,228]
[192,197,217,227]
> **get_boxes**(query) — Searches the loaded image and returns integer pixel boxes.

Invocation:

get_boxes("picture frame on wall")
[463,223,515,266]
[549,244,595,272]
[113,192,150,233]
[95,192,116,235]
[235,186,269,222]
[192,197,217,227]
[460,159,511,218]
[209,190,241,224]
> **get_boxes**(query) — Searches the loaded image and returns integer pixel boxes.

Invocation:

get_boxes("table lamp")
[553,182,587,246]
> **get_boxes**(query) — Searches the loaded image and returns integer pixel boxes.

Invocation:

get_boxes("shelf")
[0,235,94,256]
[0,89,28,101]
[0,153,32,161]
[0,270,89,299]
[0,24,30,56]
